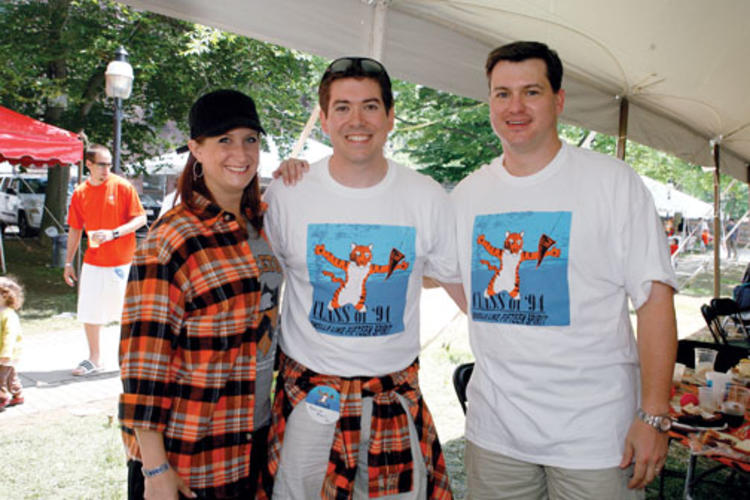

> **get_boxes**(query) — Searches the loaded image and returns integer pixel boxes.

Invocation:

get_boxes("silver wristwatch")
[636,408,672,433]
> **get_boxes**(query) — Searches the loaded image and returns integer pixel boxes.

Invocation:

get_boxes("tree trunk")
[40,0,73,247]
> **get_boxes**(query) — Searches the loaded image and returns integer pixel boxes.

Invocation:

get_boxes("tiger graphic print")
[315,243,409,312]
[477,231,560,298]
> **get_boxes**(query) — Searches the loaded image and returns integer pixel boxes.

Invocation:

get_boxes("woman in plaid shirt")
[119,90,281,499]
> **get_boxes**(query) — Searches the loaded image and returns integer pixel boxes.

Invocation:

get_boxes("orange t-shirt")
[67,175,145,267]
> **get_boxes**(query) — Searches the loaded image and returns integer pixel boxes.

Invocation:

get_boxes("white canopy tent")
[121,0,750,182]
[120,0,749,295]
[640,176,713,220]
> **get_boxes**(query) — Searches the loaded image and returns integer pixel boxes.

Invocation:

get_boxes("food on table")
[736,359,750,378]
[681,402,702,416]
[678,404,725,427]
[700,429,738,446]
[732,439,750,455]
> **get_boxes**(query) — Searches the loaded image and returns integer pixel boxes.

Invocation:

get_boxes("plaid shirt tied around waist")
[119,193,276,498]
[264,354,453,499]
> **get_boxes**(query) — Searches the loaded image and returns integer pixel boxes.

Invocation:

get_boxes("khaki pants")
[465,440,644,500]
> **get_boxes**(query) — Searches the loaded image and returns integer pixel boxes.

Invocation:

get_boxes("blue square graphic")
[307,223,415,337]
[471,211,571,326]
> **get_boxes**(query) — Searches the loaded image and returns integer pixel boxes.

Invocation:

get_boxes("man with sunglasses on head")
[263,57,462,499]
[63,144,146,377]
[451,41,678,498]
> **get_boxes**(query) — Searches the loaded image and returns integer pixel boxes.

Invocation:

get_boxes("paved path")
[2,324,121,423]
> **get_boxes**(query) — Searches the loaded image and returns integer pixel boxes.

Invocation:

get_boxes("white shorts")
[76,263,130,325]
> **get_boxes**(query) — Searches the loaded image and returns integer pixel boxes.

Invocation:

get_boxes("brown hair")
[318,57,394,115]
[176,145,263,233]
[485,41,563,92]
[0,276,24,310]
[84,144,110,163]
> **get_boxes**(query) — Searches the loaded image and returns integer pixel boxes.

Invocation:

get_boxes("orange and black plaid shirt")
[263,354,453,499]
[119,193,275,498]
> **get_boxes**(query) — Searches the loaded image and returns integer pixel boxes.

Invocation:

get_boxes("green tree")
[390,83,499,184]
[0,0,322,240]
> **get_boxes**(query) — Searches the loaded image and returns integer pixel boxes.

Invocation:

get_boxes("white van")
[0,174,47,236]
[0,173,77,237]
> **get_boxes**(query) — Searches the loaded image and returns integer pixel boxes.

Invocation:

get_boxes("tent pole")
[369,0,389,61]
[616,97,628,161]
[713,142,721,298]
[290,106,320,158]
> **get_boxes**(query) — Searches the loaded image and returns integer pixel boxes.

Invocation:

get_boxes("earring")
[193,162,204,180]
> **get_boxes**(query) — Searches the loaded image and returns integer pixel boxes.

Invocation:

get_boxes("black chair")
[701,303,729,344]
[452,362,474,415]
[676,339,749,372]
[711,297,750,343]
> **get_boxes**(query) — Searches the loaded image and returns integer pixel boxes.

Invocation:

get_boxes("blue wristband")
[142,462,169,478]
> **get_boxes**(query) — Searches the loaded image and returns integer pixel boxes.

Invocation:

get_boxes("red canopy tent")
[0,106,83,166]
[0,106,83,273]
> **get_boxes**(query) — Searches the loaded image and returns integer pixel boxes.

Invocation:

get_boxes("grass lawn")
[3,236,79,332]
[1,410,126,499]
[2,238,750,498]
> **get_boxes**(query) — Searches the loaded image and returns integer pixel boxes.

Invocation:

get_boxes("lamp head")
[105,46,133,99]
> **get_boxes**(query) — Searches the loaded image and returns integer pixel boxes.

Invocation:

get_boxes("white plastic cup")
[87,230,100,249]
[694,348,718,379]
[706,371,733,406]
[699,386,718,412]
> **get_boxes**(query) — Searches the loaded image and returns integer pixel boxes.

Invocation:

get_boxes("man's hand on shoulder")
[273,158,310,186]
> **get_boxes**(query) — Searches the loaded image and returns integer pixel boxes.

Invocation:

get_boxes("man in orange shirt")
[63,144,146,375]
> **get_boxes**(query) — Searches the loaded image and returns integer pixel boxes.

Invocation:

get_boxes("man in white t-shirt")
[451,41,678,498]
[263,57,463,499]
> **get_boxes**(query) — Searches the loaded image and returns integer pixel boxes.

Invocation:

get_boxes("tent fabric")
[640,175,712,220]
[0,106,83,167]
[122,0,750,182]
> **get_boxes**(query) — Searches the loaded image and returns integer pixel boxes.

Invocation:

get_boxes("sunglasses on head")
[322,57,389,80]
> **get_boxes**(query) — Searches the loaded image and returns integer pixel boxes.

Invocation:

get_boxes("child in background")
[0,276,24,411]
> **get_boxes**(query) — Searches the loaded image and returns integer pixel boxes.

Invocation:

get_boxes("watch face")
[658,417,672,432]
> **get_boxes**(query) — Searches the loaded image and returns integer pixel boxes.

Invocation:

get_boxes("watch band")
[142,461,169,478]
[636,408,672,433]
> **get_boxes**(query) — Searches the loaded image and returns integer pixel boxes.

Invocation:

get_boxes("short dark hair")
[318,57,394,114]
[84,144,110,163]
[485,41,563,92]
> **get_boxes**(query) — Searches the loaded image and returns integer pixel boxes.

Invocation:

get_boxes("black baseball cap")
[189,89,266,139]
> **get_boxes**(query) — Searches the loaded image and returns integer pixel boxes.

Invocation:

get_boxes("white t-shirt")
[264,156,458,377]
[158,190,179,219]
[451,142,677,469]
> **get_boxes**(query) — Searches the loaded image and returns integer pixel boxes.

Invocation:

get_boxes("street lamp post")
[104,46,133,174]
